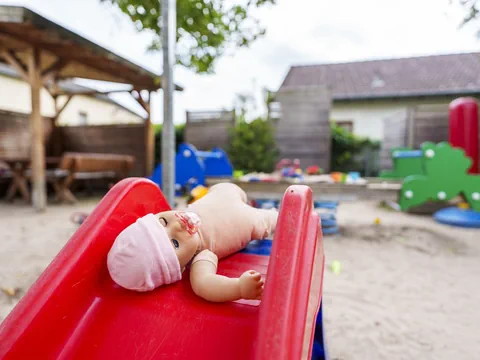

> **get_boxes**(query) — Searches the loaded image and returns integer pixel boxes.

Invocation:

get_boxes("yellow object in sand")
[374,217,381,225]
[330,260,342,275]
[191,185,209,202]
[458,202,470,209]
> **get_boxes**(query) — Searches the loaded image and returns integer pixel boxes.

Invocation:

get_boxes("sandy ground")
[1,197,480,359]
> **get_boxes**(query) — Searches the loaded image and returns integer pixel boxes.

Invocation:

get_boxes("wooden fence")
[0,110,53,159]
[1,110,147,176]
[184,110,235,150]
[381,103,480,170]
[59,124,146,176]
[274,86,332,171]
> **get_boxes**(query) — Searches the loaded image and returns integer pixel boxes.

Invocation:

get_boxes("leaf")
[102,0,276,74]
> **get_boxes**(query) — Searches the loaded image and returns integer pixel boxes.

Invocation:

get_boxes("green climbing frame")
[399,142,480,212]
[379,147,424,179]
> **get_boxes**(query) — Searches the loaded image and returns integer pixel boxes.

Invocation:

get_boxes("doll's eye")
[172,239,179,249]
[159,217,168,226]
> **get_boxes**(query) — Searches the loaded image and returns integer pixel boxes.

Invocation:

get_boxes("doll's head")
[107,211,201,292]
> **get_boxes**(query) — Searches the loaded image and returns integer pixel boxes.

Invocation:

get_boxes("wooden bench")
[46,152,135,203]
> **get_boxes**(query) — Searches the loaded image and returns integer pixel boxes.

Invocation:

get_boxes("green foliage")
[330,122,380,174]
[153,123,163,135]
[451,0,479,37]
[102,0,276,73]
[227,118,278,173]
[155,124,185,165]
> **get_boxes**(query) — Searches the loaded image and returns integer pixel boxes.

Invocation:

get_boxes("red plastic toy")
[0,178,324,360]
[449,97,479,174]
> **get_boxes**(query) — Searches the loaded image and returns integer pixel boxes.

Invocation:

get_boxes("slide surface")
[0,178,324,360]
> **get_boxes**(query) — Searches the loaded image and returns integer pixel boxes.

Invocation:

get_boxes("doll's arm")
[190,250,264,302]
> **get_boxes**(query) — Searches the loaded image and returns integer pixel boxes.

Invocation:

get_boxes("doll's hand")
[239,270,264,300]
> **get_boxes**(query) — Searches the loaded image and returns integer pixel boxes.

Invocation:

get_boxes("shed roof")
[0,5,183,91]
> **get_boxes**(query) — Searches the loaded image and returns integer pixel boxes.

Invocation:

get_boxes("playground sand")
[1,198,480,359]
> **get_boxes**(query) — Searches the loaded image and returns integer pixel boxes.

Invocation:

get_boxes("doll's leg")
[262,208,278,236]
[250,208,278,239]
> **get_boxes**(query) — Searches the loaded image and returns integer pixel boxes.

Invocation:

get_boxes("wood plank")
[145,93,154,176]
[0,48,29,81]
[28,48,47,211]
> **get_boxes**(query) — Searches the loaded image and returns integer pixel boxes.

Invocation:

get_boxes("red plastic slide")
[0,178,324,360]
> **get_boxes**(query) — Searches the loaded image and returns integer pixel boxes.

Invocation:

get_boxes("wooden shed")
[0,5,182,211]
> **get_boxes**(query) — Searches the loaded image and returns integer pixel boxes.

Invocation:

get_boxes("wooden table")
[1,157,62,203]
[1,157,31,203]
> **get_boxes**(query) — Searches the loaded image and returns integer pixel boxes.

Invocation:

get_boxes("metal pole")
[161,0,176,205]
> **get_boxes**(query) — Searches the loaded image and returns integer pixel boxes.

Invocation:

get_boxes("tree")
[452,0,479,36]
[101,0,276,73]
[227,118,278,173]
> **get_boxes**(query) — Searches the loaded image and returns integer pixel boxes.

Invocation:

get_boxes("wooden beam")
[41,58,68,83]
[55,95,73,120]
[131,89,149,112]
[52,88,133,97]
[0,48,29,82]
[145,92,154,176]
[28,48,47,211]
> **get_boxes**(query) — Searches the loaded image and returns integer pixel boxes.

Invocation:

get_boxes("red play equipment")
[449,97,479,174]
[0,178,325,360]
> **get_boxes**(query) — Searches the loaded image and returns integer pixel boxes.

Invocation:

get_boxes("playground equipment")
[250,198,339,236]
[314,201,339,235]
[398,98,480,227]
[379,148,424,179]
[449,98,479,174]
[0,178,327,360]
[433,207,480,228]
[399,142,480,212]
[150,143,233,193]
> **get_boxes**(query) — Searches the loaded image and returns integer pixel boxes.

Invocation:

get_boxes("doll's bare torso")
[187,183,277,260]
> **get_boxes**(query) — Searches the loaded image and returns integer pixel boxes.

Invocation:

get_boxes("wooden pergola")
[0,6,182,211]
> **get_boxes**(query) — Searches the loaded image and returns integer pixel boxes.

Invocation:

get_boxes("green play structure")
[398,142,480,212]
[379,147,424,179]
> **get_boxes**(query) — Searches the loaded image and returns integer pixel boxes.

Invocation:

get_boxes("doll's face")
[156,210,200,268]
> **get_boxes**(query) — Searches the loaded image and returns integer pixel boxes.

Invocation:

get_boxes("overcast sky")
[1,0,479,123]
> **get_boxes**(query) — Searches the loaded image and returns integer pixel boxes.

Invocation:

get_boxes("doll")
[107,183,278,302]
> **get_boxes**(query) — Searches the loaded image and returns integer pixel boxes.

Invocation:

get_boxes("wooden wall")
[274,86,332,171]
[0,110,53,159]
[380,111,408,169]
[412,104,450,148]
[184,110,235,151]
[381,102,480,170]
[0,110,146,176]
[60,124,146,176]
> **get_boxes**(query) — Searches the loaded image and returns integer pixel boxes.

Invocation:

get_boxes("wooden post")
[131,89,155,176]
[145,92,154,176]
[28,48,47,211]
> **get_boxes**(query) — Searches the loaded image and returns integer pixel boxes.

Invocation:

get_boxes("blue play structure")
[314,201,339,235]
[241,240,328,360]
[434,207,480,228]
[251,199,340,236]
[150,143,233,194]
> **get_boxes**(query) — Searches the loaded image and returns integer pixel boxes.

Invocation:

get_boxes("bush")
[154,124,185,165]
[330,123,380,175]
[227,118,278,173]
